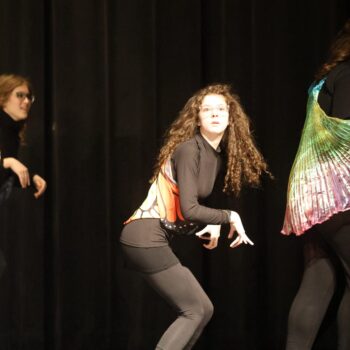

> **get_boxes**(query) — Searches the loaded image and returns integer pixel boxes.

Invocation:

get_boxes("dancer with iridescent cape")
[282,19,350,350]
[282,78,350,236]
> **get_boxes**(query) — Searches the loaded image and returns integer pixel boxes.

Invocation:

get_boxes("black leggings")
[142,263,213,350]
[286,212,350,350]
[121,244,213,350]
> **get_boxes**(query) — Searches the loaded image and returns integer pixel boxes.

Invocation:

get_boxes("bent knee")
[204,300,214,321]
[184,299,214,323]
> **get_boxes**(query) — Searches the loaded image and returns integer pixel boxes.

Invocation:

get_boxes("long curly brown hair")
[151,84,270,195]
[315,18,350,80]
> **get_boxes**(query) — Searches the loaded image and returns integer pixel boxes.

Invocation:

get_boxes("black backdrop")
[0,1,349,349]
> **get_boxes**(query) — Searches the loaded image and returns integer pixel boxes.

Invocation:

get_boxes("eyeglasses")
[15,91,35,103]
[200,105,228,114]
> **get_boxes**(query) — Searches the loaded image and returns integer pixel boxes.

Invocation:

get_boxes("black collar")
[0,109,25,134]
[195,132,222,154]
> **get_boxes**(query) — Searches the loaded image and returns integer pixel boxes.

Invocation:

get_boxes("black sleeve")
[0,154,8,187]
[0,156,33,189]
[173,143,230,225]
[332,70,350,119]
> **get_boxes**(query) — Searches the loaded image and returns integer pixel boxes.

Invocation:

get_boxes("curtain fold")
[0,1,349,349]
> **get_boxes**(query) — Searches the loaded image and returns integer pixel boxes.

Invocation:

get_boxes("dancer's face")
[198,94,229,138]
[3,84,33,121]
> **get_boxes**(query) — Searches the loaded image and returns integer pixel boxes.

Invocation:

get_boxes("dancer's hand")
[196,225,221,250]
[32,174,47,198]
[228,211,254,248]
[2,157,30,188]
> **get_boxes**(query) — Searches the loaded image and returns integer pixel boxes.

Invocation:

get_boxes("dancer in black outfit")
[0,74,47,278]
[282,19,350,350]
[120,84,269,349]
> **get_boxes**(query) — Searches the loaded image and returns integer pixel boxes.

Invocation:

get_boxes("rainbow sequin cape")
[282,79,350,235]
[124,158,198,235]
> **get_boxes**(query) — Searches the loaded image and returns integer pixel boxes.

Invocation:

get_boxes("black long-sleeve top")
[120,133,230,247]
[171,133,229,224]
[318,60,350,119]
[0,109,23,187]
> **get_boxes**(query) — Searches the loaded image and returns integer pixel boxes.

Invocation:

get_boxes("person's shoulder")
[330,60,350,81]
[334,61,350,90]
[172,136,200,159]
[325,60,350,92]
[175,136,199,152]
[341,60,350,69]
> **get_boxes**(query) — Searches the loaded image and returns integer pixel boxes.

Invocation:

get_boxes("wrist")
[229,211,238,223]
[2,157,12,169]
[223,210,231,222]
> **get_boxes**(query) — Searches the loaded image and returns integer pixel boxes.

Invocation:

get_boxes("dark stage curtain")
[0,1,349,349]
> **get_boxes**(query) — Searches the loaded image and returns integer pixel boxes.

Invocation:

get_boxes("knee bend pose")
[0,74,47,279]
[120,84,270,350]
[282,19,350,350]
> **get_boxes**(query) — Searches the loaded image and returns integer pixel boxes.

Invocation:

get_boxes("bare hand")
[195,225,221,250]
[32,174,47,198]
[3,157,30,188]
[228,211,254,248]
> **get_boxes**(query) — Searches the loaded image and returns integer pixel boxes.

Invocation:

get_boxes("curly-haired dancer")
[120,84,269,349]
